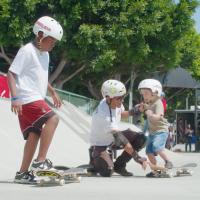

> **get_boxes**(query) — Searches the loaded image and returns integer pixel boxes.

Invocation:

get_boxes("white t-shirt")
[89,99,125,146]
[9,42,49,104]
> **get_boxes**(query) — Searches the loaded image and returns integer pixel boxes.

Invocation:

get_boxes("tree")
[0,0,47,67]
[0,0,199,102]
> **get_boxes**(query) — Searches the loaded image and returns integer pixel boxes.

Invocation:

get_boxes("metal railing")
[55,88,99,115]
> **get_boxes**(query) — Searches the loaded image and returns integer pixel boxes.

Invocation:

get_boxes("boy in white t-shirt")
[89,80,147,177]
[7,16,63,184]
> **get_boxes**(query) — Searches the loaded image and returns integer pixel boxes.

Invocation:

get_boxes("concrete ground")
[1,151,199,200]
[0,98,200,200]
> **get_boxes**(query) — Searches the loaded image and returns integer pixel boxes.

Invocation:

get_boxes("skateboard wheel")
[59,179,65,186]
[187,170,193,175]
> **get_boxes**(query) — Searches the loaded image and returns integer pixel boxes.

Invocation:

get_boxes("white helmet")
[138,79,162,97]
[101,80,126,98]
[33,16,63,41]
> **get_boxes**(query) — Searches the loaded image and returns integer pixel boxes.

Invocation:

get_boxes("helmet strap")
[106,96,111,106]
[37,39,43,52]
[36,31,45,52]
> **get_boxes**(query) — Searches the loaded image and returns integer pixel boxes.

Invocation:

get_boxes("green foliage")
[58,0,199,81]
[0,0,200,114]
[0,0,48,46]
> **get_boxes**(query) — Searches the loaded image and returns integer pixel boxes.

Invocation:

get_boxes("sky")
[173,0,200,33]
[193,6,200,33]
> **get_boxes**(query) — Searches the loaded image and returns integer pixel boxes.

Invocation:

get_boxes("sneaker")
[146,170,171,178]
[165,160,173,169]
[114,168,133,177]
[146,171,165,178]
[146,171,157,178]
[14,171,36,184]
[31,158,53,171]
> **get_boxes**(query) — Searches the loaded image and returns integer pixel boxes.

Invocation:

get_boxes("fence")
[55,88,99,115]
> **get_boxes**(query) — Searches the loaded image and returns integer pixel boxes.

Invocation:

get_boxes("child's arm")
[48,83,62,108]
[145,109,164,122]
[7,71,22,115]
[7,71,17,98]
[112,130,134,155]
[121,111,129,118]
[121,103,143,118]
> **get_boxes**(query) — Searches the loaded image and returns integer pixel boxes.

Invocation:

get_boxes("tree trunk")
[49,57,67,84]
[87,80,101,100]
[0,46,12,65]
[54,64,86,89]
[114,74,121,80]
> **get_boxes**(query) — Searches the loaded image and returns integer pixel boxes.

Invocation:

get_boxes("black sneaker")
[14,171,36,184]
[31,158,53,171]
[146,171,157,178]
[146,170,171,178]
[114,168,133,177]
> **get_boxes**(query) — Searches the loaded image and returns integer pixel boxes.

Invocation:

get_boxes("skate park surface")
[0,98,200,200]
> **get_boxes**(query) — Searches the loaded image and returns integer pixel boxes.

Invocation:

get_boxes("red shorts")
[18,100,55,140]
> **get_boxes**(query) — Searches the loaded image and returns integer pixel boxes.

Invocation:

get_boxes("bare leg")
[157,149,169,161]
[36,115,59,161]
[147,153,157,165]
[19,133,40,172]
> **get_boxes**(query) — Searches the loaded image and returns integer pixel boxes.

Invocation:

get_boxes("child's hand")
[138,103,145,112]
[145,109,153,116]
[141,160,148,170]
[11,100,22,115]
[138,102,146,112]
[50,91,62,108]
[48,84,62,108]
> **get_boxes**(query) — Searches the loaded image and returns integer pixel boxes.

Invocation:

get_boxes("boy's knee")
[49,114,59,124]
[94,157,113,177]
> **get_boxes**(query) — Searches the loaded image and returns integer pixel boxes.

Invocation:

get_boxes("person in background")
[177,118,185,143]
[184,124,193,152]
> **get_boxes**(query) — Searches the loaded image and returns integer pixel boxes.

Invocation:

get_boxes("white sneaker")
[31,158,53,171]
[14,171,36,184]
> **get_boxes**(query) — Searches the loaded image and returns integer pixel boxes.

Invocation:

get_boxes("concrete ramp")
[0,97,141,178]
[0,97,198,180]
[0,98,91,179]
[1,98,200,200]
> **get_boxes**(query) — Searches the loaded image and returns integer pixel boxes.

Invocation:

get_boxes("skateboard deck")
[53,165,70,171]
[35,167,86,186]
[54,164,98,177]
[76,164,98,177]
[148,162,196,178]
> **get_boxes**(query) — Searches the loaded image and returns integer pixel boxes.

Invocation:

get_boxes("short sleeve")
[9,48,31,75]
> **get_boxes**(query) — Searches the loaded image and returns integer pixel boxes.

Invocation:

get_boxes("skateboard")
[148,162,196,178]
[53,165,70,171]
[76,164,98,176]
[54,163,100,177]
[54,164,98,177]
[35,167,86,186]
